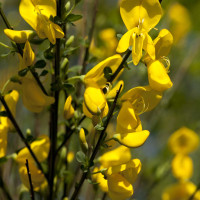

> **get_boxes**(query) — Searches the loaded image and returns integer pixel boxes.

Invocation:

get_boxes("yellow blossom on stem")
[117,0,162,65]
[144,29,173,92]
[171,154,193,181]
[4,29,35,43]
[19,0,64,44]
[79,128,88,151]
[162,181,200,200]
[64,95,74,120]
[99,145,131,168]
[168,127,199,155]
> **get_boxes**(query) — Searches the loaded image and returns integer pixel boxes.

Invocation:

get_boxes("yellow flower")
[4,29,34,43]
[0,124,8,158]
[162,181,200,200]
[172,154,193,181]
[121,85,162,114]
[113,101,150,148]
[83,54,123,118]
[117,0,162,65]
[107,159,141,200]
[79,128,88,151]
[168,3,191,44]
[168,127,199,155]
[19,0,64,44]
[99,146,131,168]
[64,96,74,120]
[144,29,173,92]
[16,135,50,191]
[67,151,74,163]
[0,90,19,130]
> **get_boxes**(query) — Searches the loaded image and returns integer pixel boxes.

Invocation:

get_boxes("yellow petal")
[79,128,88,150]
[17,135,50,163]
[172,154,193,181]
[21,75,55,113]
[1,90,19,130]
[120,0,162,31]
[84,86,107,116]
[117,101,139,133]
[143,33,155,60]
[107,174,133,200]
[168,127,199,154]
[116,29,134,53]
[23,41,35,67]
[121,85,162,113]
[106,80,124,99]
[147,60,173,92]
[4,29,34,43]
[82,102,93,118]
[0,124,8,158]
[64,96,74,120]
[84,54,122,86]
[18,162,46,191]
[99,146,131,168]
[113,130,150,148]
[154,29,173,59]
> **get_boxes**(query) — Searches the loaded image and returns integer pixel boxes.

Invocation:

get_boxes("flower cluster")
[162,127,200,200]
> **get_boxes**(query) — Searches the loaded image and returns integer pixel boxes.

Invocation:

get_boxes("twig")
[25,159,35,200]
[0,171,13,200]
[0,95,47,180]
[48,0,62,199]
[70,84,122,200]
[56,115,86,155]
[0,7,48,95]
[81,0,99,75]
[107,49,132,83]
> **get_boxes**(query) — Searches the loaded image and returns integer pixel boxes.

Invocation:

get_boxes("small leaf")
[76,151,86,164]
[40,70,48,77]
[68,65,82,73]
[63,46,79,56]
[18,68,29,77]
[62,83,75,94]
[103,66,112,80]
[10,76,21,84]
[34,60,46,69]
[65,14,82,23]
[0,111,8,117]
[94,124,104,131]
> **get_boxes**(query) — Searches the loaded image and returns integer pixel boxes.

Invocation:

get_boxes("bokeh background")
[0,0,200,199]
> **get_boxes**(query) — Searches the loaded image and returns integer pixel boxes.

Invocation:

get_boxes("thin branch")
[0,171,13,200]
[0,95,47,180]
[81,0,99,75]
[0,7,48,95]
[48,0,62,199]
[70,84,122,200]
[25,159,35,200]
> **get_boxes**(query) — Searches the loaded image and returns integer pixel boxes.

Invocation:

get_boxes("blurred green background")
[1,0,200,199]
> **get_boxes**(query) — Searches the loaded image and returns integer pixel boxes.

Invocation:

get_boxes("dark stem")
[0,7,47,95]
[108,50,132,83]
[70,84,122,200]
[0,95,47,179]
[56,115,86,155]
[159,0,162,3]
[0,170,13,200]
[48,0,62,199]
[102,192,107,200]
[81,0,99,75]
[25,159,35,200]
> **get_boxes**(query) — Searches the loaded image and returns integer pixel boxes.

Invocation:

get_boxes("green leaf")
[68,65,82,73]
[63,46,79,56]
[40,70,48,77]
[10,76,21,84]
[103,66,112,80]
[18,68,29,77]
[34,60,46,69]
[94,124,104,131]
[62,83,75,94]
[65,14,82,23]
[76,151,86,164]
[0,111,8,117]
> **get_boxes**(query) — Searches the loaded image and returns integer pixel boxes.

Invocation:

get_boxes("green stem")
[0,95,47,180]
[48,0,62,199]
[0,7,48,95]
[70,84,122,200]
[25,159,35,200]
